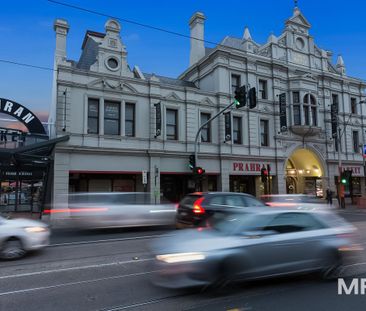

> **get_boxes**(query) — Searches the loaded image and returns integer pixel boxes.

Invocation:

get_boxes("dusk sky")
[1,0,366,118]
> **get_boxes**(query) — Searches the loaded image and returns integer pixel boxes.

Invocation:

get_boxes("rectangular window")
[104,101,120,135]
[88,98,99,134]
[353,131,359,153]
[166,109,178,140]
[231,74,241,95]
[332,94,339,111]
[200,113,211,142]
[304,106,310,125]
[260,120,269,147]
[293,105,301,125]
[351,97,357,114]
[125,103,135,137]
[311,106,317,126]
[259,80,267,99]
[293,91,300,104]
[233,116,242,144]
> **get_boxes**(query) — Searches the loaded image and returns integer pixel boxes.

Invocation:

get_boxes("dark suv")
[176,192,266,228]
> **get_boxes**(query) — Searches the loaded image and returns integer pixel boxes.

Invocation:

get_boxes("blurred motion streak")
[49,192,176,229]
[151,209,362,289]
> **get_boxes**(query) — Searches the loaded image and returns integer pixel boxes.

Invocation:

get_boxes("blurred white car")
[48,192,177,229]
[0,216,50,259]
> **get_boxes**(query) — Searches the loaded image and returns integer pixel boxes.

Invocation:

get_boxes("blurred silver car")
[49,192,177,229]
[261,194,331,209]
[0,216,50,259]
[151,209,362,288]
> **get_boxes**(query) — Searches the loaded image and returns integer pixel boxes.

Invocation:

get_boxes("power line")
[0,59,55,72]
[47,0,220,47]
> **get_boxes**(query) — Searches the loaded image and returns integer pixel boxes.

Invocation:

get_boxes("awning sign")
[0,98,46,135]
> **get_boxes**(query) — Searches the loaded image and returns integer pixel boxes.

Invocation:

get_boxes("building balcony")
[289,125,322,136]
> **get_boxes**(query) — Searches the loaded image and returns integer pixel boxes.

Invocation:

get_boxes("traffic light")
[234,86,247,108]
[189,154,196,170]
[261,166,268,183]
[194,167,205,175]
[248,87,257,109]
[341,169,352,185]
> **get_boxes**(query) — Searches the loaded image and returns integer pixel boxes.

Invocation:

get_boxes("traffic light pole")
[194,101,237,168]
[337,127,345,209]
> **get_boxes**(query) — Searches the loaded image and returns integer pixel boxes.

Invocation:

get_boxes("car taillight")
[192,197,205,214]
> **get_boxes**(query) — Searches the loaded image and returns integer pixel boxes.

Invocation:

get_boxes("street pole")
[337,127,343,208]
[194,101,237,167]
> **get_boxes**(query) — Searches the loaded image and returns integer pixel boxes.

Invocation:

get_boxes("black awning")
[0,135,69,164]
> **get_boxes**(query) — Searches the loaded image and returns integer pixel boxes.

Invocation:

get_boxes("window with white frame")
[200,112,211,142]
[303,94,317,126]
[125,103,135,137]
[233,116,242,144]
[258,80,268,100]
[293,91,301,125]
[87,98,99,134]
[351,97,357,114]
[231,74,241,95]
[353,130,359,153]
[104,101,120,135]
[166,109,178,140]
[260,119,269,147]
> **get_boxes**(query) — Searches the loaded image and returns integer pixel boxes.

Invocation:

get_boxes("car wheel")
[321,251,343,280]
[1,238,26,260]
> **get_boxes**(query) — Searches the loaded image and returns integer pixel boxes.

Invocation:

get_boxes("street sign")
[142,170,148,184]
[363,144,366,158]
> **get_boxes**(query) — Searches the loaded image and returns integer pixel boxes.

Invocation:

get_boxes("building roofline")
[81,30,105,50]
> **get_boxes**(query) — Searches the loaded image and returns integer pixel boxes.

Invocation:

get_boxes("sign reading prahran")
[0,100,34,123]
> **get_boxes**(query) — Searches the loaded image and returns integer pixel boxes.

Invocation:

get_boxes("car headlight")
[24,226,47,233]
[156,252,206,263]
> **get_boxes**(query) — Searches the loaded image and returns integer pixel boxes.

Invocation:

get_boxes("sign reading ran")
[0,98,46,135]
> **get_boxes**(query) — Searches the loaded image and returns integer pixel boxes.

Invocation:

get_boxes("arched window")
[303,94,317,126]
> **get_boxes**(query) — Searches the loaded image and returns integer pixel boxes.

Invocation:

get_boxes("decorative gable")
[165,91,183,102]
[86,78,138,93]
[200,97,216,106]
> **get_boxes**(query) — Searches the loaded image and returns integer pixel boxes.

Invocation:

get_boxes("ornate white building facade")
[50,7,366,203]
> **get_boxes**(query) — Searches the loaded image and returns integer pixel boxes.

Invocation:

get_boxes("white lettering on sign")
[22,113,35,124]
[4,101,13,112]
[142,170,148,184]
[13,107,24,117]
[341,166,362,176]
[233,162,271,173]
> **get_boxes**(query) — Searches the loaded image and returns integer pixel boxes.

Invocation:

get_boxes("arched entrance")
[285,148,324,196]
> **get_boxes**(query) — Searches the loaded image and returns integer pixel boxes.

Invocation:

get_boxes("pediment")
[286,12,311,28]
[200,97,216,106]
[86,78,138,93]
[164,91,183,101]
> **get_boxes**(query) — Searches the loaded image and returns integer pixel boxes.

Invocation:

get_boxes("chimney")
[189,12,206,66]
[53,19,70,61]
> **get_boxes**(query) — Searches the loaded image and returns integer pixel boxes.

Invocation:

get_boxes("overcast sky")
[0,0,365,118]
